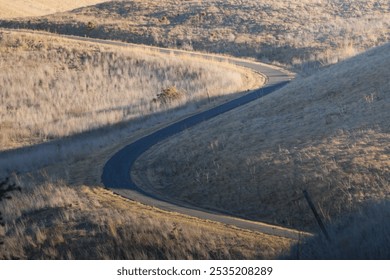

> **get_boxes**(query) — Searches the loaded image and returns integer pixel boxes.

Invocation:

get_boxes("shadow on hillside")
[0,18,321,67]
[0,85,252,177]
[283,200,390,259]
[0,85,292,260]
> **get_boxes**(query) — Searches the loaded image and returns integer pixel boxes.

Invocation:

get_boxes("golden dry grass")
[0,175,293,259]
[134,43,390,231]
[1,0,388,70]
[0,0,109,19]
[1,0,388,260]
[0,30,260,151]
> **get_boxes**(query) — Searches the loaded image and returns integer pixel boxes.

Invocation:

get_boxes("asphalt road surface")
[99,46,306,240]
[1,28,306,239]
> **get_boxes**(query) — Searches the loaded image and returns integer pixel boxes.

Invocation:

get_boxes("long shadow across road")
[98,44,311,239]
[0,29,305,239]
[100,80,311,240]
[102,82,288,192]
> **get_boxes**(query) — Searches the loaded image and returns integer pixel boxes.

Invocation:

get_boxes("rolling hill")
[0,30,275,260]
[135,43,390,232]
[1,0,388,71]
[0,30,258,152]
[1,0,389,260]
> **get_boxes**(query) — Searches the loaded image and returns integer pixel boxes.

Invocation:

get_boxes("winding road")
[2,28,306,240]
[100,49,307,240]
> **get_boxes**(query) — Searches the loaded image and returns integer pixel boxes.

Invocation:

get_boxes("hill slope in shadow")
[135,43,390,231]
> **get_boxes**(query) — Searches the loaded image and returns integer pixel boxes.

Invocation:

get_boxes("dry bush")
[0,176,292,259]
[154,86,184,105]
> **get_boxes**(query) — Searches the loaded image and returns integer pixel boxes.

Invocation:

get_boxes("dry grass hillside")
[1,0,388,260]
[0,0,108,19]
[135,43,390,232]
[0,0,388,71]
[0,30,259,151]
[0,30,279,259]
[0,174,292,259]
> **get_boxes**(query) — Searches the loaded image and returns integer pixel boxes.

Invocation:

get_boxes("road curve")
[2,28,305,239]
[100,49,307,240]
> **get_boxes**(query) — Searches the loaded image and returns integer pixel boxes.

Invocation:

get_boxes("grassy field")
[0,0,388,71]
[0,0,109,18]
[0,30,260,152]
[1,1,389,260]
[135,43,390,232]
[0,174,292,259]
[0,30,276,260]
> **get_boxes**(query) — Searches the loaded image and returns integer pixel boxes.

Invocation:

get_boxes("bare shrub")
[154,86,184,105]
[86,21,96,31]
